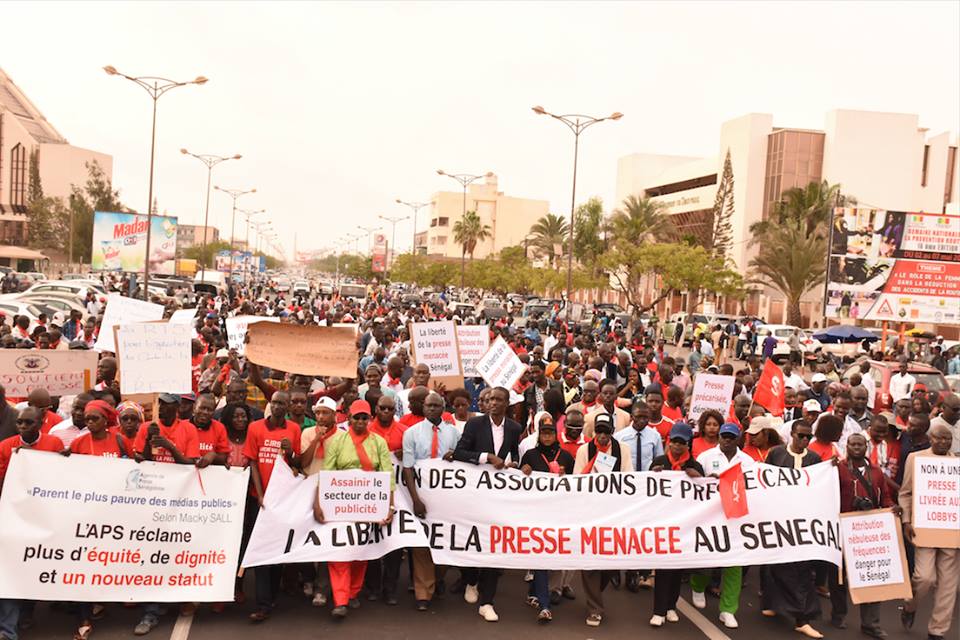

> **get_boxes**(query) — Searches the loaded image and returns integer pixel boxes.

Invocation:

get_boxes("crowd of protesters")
[0,275,957,640]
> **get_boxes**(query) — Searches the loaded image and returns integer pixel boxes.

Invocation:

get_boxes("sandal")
[74,622,93,640]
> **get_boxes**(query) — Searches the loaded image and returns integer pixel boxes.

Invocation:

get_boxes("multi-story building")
[415,174,549,259]
[615,110,958,326]
[176,223,220,249]
[0,67,113,247]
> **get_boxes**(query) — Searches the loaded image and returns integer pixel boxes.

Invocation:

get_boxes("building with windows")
[176,223,220,249]
[414,174,549,259]
[615,110,958,326]
[0,67,113,246]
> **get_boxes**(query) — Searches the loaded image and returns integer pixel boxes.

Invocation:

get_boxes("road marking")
[170,612,193,640]
[677,597,732,640]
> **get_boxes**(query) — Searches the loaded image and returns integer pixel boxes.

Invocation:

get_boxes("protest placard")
[475,336,527,389]
[409,320,463,389]
[224,315,280,355]
[246,323,357,377]
[689,373,736,422]
[0,351,97,399]
[116,322,192,395]
[839,508,912,603]
[318,471,391,523]
[456,325,490,378]
[911,453,960,548]
[167,309,198,325]
[0,450,248,602]
[93,294,165,353]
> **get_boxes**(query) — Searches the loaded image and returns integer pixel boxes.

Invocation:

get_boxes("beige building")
[0,67,113,246]
[415,174,549,259]
[176,223,220,249]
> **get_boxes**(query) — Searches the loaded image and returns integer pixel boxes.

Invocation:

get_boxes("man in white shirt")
[782,362,808,393]
[858,360,876,410]
[48,393,93,448]
[888,360,916,403]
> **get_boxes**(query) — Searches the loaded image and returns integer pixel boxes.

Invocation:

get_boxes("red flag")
[718,462,749,518]
[752,361,785,416]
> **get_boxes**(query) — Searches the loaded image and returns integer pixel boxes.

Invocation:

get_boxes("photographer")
[831,432,900,638]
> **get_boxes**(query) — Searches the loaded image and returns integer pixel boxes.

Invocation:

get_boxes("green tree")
[24,149,71,251]
[528,212,568,267]
[182,241,232,268]
[452,210,491,287]
[609,194,674,245]
[69,161,129,264]
[751,180,842,239]
[573,196,607,275]
[708,149,735,261]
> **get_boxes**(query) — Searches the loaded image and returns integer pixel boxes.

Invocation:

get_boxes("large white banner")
[243,458,842,570]
[0,450,248,602]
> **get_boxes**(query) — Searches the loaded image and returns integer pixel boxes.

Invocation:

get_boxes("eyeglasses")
[795,433,813,440]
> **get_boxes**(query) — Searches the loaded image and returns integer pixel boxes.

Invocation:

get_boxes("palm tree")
[528,213,568,267]
[748,219,827,326]
[609,194,674,245]
[452,210,491,287]
[752,180,841,239]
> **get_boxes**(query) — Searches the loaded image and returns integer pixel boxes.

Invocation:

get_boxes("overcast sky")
[3,1,958,259]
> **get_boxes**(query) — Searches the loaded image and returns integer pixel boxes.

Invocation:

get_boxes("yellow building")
[415,174,549,259]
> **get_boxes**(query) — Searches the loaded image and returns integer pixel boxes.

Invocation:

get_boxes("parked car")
[11,293,87,318]
[318,282,334,296]
[23,280,105,300]
[663,312,710,345]
[0,300,45,326]
[759,324,823,362]
[292,280,310,296]
[479,297,508,320]
[840,357,950,412]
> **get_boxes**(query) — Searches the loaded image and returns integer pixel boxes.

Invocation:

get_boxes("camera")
[852,496,874,511]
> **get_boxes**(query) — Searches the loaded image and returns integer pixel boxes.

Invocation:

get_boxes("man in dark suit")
[452,386,522,622]
[520,360,561,428]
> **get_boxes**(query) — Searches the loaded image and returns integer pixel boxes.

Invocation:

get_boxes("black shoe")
[416,600,429,611]
[383,592,398,606]
[626,573,640,593]
[900,608,915,630]
[331,606,347,618]
[831,617,847,629]
[348,598,361,609]
[861,626,887,639]
[927,635,943,640]
[549,589,562,605]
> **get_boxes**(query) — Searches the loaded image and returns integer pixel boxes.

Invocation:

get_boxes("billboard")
[91,211,178,275]
[215,250,265,275]
[825,208,959,324]
[371,232,387,273]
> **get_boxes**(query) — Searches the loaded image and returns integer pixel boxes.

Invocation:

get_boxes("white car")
[318,282,334,296]
[24,280,106,299]
[761,324,822,362]
[10,293,87,318]
[292,280,310,296]
[0,300,45,326]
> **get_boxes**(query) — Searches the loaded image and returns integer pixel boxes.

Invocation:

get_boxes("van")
[338,283,368,300]
[194,271,226,295]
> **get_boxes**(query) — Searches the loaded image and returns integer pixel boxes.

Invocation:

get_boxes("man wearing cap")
[243,391,302,623]
[803,373,830,412]
[692,422,753,628]
[316,399,394,619]
[781,399,823,443]
[178,393,196,423]
[402,392,460,611]
[648,422,703,627]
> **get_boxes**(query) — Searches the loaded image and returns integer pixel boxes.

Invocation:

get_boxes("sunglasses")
[795,433,813,440]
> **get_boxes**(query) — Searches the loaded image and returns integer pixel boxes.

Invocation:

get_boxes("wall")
[38,143,113,201]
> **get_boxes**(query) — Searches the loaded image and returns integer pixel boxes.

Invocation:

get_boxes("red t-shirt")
[662,404,683,423]
[40,410,63,435]
[191,354,204,393]
[650,417,675,443]
[70,432,125,458]
[242,419,302,491]
[691,437,717,458]
[0,433,64,484]
[370,419,405,453]
[133,420,200,464]
[558,431,588,460]
[808,439,838,461]
[111,427,137,458]
[193,419,231,455]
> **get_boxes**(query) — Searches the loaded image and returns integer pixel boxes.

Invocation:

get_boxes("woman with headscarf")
[519,413,574,623]
[70,400,123,458]
[114,401,144,458]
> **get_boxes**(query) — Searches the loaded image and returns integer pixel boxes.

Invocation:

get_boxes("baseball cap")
[158,393,181,404]
[314,396,337,412]
[348,399,372,416]
[668,422,694,443]
[719,422,741,438]
[593,413,615,433]
[746,415,774,435]
[538,419,557,432]
[216,348,230,359]
[180,393,197,403]
[803,399,823,412]
[811,373,828,383]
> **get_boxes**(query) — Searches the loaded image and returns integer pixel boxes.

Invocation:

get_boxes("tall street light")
[214,185,256,284]
[357,225,381,255]
[378,214,408,278]
[532,105,623,319]
[395,199,431,256]
[241,209,266,282]
[252,220,272,254]
[104,65,207,299]
[436,169,493,219]
[180,148,241,280]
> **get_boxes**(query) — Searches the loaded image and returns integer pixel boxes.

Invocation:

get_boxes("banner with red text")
[0,450,248,602]
[242,458,842,570]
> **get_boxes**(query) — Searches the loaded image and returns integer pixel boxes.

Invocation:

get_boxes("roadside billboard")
[825,208,959,324]
[215,250,265,274]
[91,211,178,275]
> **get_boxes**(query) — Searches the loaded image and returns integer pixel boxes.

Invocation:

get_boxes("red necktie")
[431,426,439,459]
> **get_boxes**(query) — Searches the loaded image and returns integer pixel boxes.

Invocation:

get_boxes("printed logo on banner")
[14,355,49,371]
[124,469,165,492]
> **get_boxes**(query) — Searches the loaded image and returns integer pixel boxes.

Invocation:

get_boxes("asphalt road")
[21,568,949,640]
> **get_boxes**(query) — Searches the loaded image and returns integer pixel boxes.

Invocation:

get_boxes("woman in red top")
[808,414,842,461]
[71,401,124,458]
[692,409,723,458]
[739,417,783,463]
[113,401,143,458]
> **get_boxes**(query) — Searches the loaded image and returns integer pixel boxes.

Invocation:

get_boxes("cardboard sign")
[224,315,280,355]
[475,336,527,390]
[317,470,391,522]
[839,508,912,604]
[0,351,97,399]
[689,374,736,423]
[912,453,960,548]
[456,325,490,378]
[167,309,198,325]
[116,322,192,395]
[93,294,165,353]
[409,321,463,390]
[246,323,357,377]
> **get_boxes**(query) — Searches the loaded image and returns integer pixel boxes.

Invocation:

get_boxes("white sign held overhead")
[117,322,193,395]
[224,315,280,356]
[456,325,490,378]
[475,336,526,390]
[93,294,165,353]
[688,374,736,422]
[410,321,461,377]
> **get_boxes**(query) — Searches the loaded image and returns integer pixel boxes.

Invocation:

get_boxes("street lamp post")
[437,170,493,288]
[357,226,381,255]
[241,209,266,282]
[378,214,408,278]
[214,186,256,284]
[395,199,431,256]
[180,149,241,280]
[531,105,623,319]
[104,65,207,299]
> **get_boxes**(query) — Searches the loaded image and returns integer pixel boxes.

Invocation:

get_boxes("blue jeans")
[0,600,19,640]
[528,571,550,611]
